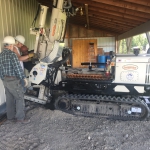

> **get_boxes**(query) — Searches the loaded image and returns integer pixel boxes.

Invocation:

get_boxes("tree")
[119,33,148,54]
[131,34,148,50]
[119,39,127,53]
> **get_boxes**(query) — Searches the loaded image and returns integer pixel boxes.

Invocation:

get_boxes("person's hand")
[27,58,31,61]
[24,78,28,87]
[28,52,35,58]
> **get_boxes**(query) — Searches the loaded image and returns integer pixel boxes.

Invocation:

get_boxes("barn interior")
[36,0,150,68]
[0,0,150,121]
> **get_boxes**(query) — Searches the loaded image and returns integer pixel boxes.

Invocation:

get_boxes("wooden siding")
[72,39,97,68]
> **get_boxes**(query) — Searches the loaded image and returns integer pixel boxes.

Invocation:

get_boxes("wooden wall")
[65,23,115,48]
[72,39,97,68]
[66,24,115,39]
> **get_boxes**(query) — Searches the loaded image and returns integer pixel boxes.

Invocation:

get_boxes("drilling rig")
[25,0,150,121]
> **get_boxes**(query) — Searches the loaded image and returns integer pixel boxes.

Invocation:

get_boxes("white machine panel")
[116,56,149,63]
[29,62,48,84]
[114,56,150,84]
[114,85,144,93]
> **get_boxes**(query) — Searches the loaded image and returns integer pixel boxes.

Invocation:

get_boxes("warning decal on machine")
[120,71,138,81]
[131,107,142,113]
[122,64,138,70]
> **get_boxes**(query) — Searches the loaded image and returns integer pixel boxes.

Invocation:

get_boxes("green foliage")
[119,33,148,54]
[119,39,127,54]
[131,34,148,50]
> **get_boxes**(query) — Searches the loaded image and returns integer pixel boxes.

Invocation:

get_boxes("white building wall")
[0,0,39,52]
[0,0,41,112]
[97,37,115,52]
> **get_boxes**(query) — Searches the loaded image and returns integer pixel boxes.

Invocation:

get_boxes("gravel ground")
[0,102,150,150]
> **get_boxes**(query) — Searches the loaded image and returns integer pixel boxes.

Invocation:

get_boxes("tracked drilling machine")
[25,0,150,121]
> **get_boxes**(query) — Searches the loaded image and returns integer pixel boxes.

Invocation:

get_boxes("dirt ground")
[0,102,150,150]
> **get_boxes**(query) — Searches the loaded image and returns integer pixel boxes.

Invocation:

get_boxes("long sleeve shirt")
[0,48,25,80]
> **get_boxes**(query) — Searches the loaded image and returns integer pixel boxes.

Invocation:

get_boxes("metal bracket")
[24,95,47,104]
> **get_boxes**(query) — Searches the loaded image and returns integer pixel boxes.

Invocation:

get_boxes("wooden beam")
[89,18,131,30]
[73,2,148,23]
[123,0,150,6]
[88,12,142,25]
[69,10,140,33]
[95,17,135,28]
[87,8,147,22]
[89,21,129,33]
[72,1,150,19]
[91,0,150,14]
[118,20,150,40]
[85,4,89,29]
[69,17,126,32]
[68,16,87,24]
[69,23,119,35]
[89,24,127,33]
[116,38,120,53]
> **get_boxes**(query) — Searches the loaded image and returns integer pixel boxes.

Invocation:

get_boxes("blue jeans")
[20,79,26,93]
[3,77,25,120]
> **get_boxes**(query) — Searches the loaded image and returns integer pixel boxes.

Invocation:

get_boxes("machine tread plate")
[55,94,149,120]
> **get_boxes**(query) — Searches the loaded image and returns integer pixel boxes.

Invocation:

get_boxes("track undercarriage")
[55,94,149,120]
[54,72,150,120]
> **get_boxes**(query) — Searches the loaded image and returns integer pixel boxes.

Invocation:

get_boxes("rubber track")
[55,94,150,121]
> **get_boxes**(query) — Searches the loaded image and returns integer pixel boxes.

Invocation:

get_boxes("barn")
[0,0,150,149]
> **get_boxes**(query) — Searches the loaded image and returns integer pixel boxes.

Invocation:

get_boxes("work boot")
[8,118,16,121]
[16,118,30,124]
[7,118,16,122]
